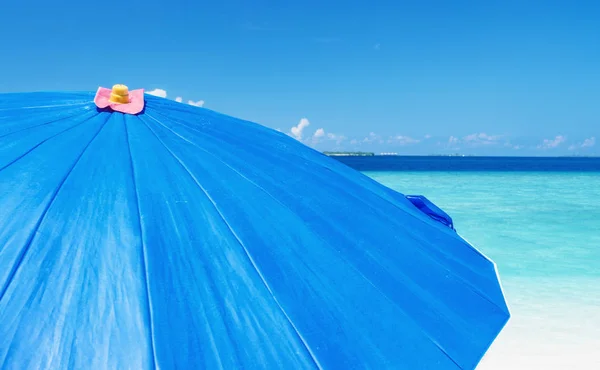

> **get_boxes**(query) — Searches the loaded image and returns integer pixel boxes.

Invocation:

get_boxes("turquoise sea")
[335,157,600,369]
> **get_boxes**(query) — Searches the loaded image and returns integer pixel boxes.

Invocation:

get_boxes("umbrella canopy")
[0,88,509,369]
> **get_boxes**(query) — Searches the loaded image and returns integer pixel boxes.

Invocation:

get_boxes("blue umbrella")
[0,86,509,369]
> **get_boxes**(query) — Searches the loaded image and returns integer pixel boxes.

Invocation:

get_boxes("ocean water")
[334,157,600,369]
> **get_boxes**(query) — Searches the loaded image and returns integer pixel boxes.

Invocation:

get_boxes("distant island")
[322,152,477,157]
[323,151,375,157]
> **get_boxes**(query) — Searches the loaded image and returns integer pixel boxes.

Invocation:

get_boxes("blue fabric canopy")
[0,91,509,369]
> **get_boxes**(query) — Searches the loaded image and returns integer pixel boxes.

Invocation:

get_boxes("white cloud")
[291,118,310,140]
[462,133,501,145]
[538,135,566,149]
[301,127,347,146]
[188,100,205,107]
[464,133,494,141]
[326,132,347,144]
[350,139,359,145]
[441,135,461,150]
[288,119,346,146]
[424,134,432,139]
[362,132,379,143]
[582,137,596,148]
[146,88,167,98]
[503,142,523,149]
[443,133,502,148]
[568,137,595,151]
[145,90,204,105]
[388,135,420,145]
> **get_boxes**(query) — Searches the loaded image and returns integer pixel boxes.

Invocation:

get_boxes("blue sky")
[1,0,598,155]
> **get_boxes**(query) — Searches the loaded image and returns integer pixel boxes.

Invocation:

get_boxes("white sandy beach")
[478,278,600,369]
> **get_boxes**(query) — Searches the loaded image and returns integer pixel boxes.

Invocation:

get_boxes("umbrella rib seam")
[151,107,458,244]
[0,108,89,140]
[0,102,92,112]
[146,114,478,318]
[145,110,506,314]
[143,112,499,369]
[0,112,98,175]
[148,109,495,291]
[140,115,323,370]
[145,113,467,366]
[322,163,496,266]
[0,112,108,304]
[124,115,159,370]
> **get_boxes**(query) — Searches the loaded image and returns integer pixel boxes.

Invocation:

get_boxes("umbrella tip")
[109,84,130,104]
